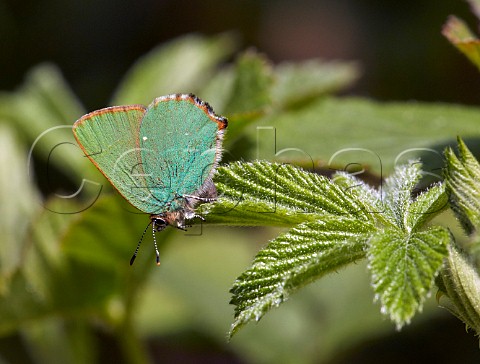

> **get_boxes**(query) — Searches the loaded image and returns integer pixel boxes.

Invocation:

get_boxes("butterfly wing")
[73,105,161,213]
[139,94,227,214]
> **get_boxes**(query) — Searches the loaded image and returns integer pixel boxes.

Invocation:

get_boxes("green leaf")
[229,216,372,337]
[272,59,360,108]
[221,51,274,118]
[0,194,158,336]
[335,162,448,231]
[25,197,157,363]
[407,183,448,231]
[62,194,161,271]
[201,55,359,153]
[113,33,236,105]
[438,243,480,335]
[216,161,452,333]
[0,198,83,335]
[0,64,88,182]
[332,171,390,225]
[206,161,372,227]
[333,172,382,205]
[444,138,480,235]
[383,161,423,231]
[368,226,450,328]
[442,15,480,71]
[200,51,276,153]
[209,162,378,336]
[360,162,451,328]
[251,97,480,175]
[23,198,79,304]
[0,125,41,286]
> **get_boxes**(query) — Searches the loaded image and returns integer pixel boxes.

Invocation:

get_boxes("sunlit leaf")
[445,138,480,235]
[437,243,480,335]
[229,216,371,337]
[0,125,41,287]
[221,161,452,334]
[407,183,448,230]
[221,51,274,118]
[368,226,450,328]
[207,161,373,227]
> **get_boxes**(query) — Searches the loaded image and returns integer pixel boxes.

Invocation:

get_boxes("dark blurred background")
[1,0,479,109]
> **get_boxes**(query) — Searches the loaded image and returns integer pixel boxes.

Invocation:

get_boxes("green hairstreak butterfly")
[73,94,227,265]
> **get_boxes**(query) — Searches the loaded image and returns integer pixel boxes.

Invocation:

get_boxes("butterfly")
[73,94,227,265]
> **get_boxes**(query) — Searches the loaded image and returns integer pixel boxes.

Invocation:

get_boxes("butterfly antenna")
[130,220,152,265]
[152,220,161,266]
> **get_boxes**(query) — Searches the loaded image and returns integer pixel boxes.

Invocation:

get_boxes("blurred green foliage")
[1,32,480,363]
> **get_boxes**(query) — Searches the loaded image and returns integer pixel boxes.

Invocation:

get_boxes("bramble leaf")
[214,161,451,334]
[207,161,373,227]
[229,216,372,337]
[437,243,480,335]
[368,227,450,329]
[444,138,480,235]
